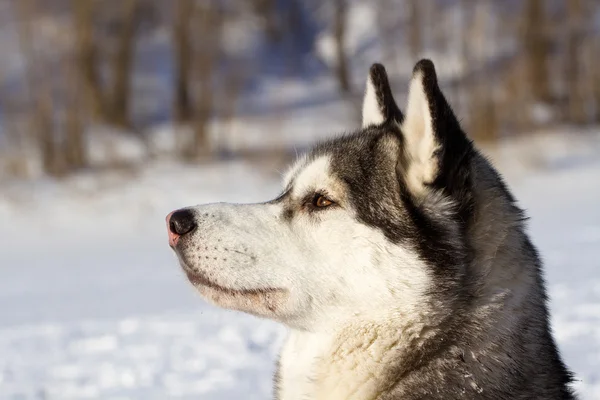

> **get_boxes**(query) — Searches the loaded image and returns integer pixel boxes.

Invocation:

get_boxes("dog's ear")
[401,59,471,197]
[362,63,403,128]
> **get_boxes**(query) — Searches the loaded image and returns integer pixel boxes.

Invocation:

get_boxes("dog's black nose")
[168,209,197,237]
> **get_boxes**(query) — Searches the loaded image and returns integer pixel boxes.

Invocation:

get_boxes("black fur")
[368,63,404,124]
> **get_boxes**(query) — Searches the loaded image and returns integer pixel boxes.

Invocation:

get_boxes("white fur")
[280,316,435,400]
[401,71,440,196]
[362,74,385,127]
[283,153,308,189]
[277,225,433,399]
[178,156,432,399]
[291,155,337,199]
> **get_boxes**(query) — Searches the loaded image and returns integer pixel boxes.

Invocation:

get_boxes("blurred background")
[0,0,599,399]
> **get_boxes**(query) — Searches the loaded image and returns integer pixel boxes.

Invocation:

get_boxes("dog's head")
[167,60,474,330]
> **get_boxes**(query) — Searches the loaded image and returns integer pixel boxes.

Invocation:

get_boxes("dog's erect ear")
[362,63,403,128]
[401,59,471,197]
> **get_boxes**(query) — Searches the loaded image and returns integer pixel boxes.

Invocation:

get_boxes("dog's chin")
[182,267,289,318]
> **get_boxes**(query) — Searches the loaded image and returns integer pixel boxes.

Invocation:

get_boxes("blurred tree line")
[0,0,599,177]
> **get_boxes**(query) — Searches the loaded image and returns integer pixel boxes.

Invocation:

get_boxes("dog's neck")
[276,318,428,400]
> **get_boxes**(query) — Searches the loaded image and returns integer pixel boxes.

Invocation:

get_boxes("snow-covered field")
[0,130,599,399]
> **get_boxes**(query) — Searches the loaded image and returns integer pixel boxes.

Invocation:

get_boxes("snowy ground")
[0,130,599,399]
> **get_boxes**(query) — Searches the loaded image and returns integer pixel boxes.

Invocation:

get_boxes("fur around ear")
[401,59,472,197]
[362,63,403,127]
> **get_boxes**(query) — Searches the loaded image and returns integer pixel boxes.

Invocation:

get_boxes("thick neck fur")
[277,318,430,400]
[276,154,573,400]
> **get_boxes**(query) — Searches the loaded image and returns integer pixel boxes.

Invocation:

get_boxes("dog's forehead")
[283,128,398,198]
[283,139,354,190]
[286,155,336,197]
[283,153,308,188]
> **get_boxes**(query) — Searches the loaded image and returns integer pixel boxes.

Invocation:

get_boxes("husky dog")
[166,60,575,399]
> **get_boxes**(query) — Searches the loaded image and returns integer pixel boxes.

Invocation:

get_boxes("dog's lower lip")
[183,268,280,295]
[184,269,206,286]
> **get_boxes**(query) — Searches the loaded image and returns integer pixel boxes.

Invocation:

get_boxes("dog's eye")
[313,194,334,208]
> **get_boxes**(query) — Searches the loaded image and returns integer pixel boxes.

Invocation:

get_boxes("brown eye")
[313,194,333,208]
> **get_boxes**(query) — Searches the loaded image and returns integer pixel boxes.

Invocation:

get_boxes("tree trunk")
[523,0,551,103]
[251,0,280,43]
[429,0,445,52]
[468,1,498,142]
[109,0,139,128]
[186,2,222,160]
[333,0,351,94]
[173,0,193,123]
[64,106,86,169]
[594,35,600,123]
[16,0,63,176]
[565,0,586,124]
[73,0,107,123]
[64,54,87,170]
[408,0,422,59]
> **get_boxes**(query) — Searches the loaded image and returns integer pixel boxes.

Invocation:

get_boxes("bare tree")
[108,0,140,128]
[73,0,107,123]
[333,0,351,93]
[251,0,281,43]
[523,0,551,103]
[375,0,401,71]
[594,36,600,123]
[408,0,422,59]
[429,0,445,52]
[467,1,498,141]
[16,0,63,176]
[565,0,586,124]
[173,0,193,124]
[63,52,87,169]
[186,1,223,160]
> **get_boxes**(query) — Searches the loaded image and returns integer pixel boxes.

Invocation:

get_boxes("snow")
[0,130,599,399]
[0,160,285,400]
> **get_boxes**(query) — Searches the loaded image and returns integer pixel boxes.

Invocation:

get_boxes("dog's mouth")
[182,264,282,296]
[181,263,289,317]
